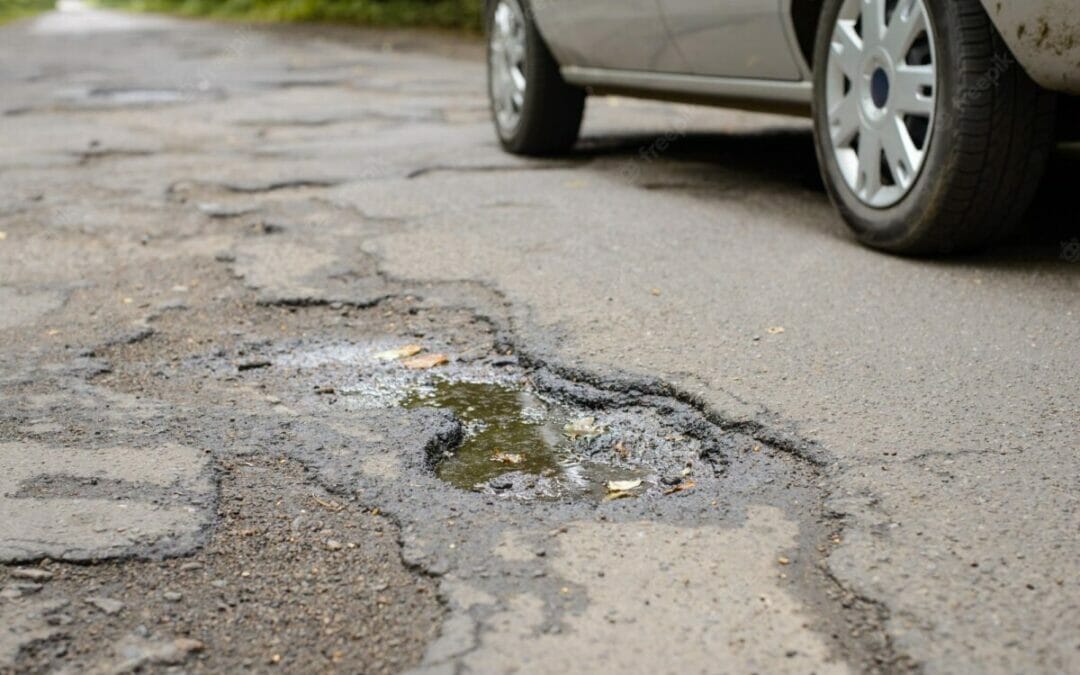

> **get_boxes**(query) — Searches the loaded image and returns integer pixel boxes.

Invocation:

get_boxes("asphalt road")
[1,4,1077,674]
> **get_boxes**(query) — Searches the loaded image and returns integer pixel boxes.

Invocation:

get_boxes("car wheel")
[812,0,1057,254]
[486,0,585,156]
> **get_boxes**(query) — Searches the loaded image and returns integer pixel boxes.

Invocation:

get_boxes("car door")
[656,0,805,80]
[531,0,686,72]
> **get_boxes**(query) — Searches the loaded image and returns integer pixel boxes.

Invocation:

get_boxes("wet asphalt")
[1,4,1078,674]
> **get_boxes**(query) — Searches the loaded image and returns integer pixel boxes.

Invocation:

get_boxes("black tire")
[486,0,585,156]
[811,0,1057,255]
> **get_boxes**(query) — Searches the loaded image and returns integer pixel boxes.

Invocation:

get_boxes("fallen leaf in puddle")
[602,491,635,502]
[606,479,642,492]
[767,326,785,335]
[402,353,449,369]
[492,450,524,464]
[375,344,423,361]
[564,416,606,440]
[663,480,696,495]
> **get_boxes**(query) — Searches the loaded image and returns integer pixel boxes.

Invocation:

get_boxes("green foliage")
[93,0,484,30]
[0,0,56,24]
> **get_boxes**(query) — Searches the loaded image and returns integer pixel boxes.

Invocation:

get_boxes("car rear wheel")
[487,0,585,156]
[812,0,1056,254]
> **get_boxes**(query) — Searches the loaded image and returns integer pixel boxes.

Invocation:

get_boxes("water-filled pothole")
[402,380,647,500]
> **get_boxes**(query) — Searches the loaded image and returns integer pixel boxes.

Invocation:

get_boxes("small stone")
[236,359,272,371]
[163,591,183,602]
[10,568,54,582]
[173,638,205,654]
[86,596,125,615]
[778,556,791,566]
[325,539,343,551]
[47,614,74,627]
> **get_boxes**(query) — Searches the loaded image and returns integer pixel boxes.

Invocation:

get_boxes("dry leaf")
[564,416,606,440]
[492,450,523,465]
[602,490,635,502]
[0,231,7,241]
[767,326,785,335]
[402,353,449,369]
[606,479,642,492]
[375,344,423,361]
[663,479,696,495]
[311,495,344,512]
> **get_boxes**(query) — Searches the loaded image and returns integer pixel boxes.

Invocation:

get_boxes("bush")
[94,0,485,31]
[0,0,56,24]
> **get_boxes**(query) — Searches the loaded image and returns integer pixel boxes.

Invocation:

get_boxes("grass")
[0,0,56,24]
[93,0,484,31]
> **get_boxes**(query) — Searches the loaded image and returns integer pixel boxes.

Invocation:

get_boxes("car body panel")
[980,0,1080,94]
[657,0,803,80]
[530,0,686,72]
[527,0,1080,106]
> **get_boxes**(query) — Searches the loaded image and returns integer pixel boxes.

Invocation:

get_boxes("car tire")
[811,0,1057,255]
[486,0,585,156]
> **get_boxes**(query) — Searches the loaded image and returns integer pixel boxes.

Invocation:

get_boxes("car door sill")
[560,66,812,117]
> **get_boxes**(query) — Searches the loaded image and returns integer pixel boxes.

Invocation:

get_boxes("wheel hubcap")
[826,0,938,208]
[870,68,890,108]
[489,0,527,135]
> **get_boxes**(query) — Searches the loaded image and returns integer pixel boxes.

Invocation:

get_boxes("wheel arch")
[790,0,826,71]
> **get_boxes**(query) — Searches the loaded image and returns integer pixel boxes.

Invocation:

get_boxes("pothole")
[264,337,736,503]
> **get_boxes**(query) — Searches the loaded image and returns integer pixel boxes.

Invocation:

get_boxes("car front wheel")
[487,0,585,156]
[812,0,1056,254]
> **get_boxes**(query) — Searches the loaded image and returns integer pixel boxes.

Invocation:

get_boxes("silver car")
[485,0,1079,254]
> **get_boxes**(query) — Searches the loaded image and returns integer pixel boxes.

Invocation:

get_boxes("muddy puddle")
[402,380,647,500]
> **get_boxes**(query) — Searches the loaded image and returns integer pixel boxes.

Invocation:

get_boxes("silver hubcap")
[826,0,937,208]
[489,0,527,135]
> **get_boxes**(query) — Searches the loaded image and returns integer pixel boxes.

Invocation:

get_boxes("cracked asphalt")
[1,4,1078,674]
